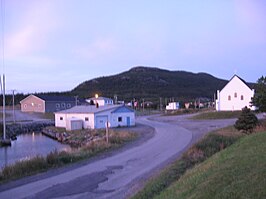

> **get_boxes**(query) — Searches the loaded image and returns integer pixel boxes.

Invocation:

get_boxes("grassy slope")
[156,132,266,199]
[191,111,242,120]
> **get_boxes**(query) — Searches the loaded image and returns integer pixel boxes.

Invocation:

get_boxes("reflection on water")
[0,132,71,169]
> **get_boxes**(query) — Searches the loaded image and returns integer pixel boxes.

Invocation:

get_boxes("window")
[85,117,89,121]
[118,117,122,122]
[38,104,42,108]
[56,103,60,108]
[24,104,27,109]
[234,92,237,98]
[67,103,71,108]
[241,95,244,100]
[60,117,63,120]
[61,103,66,108]
[228,95,231,101]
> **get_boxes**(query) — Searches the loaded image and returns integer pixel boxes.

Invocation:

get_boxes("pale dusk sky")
[1,0,265,93]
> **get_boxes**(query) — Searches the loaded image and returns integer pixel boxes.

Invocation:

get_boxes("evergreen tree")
[252,76,266,112]
[234,106,258,134]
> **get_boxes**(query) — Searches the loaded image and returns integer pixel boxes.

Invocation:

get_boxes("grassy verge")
[191,111,242,120]
[155,131,266,199]
[0,129,136,184]
[163,108,216,116]
[133,120,266,199]
[132,129,241,199]
[135,110,163,116]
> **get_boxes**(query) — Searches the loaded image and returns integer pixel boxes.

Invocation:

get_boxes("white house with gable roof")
[216,75,255,111]
[55,105,135,130]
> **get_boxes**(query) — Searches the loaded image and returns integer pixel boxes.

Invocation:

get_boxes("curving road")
[0,114,235,199]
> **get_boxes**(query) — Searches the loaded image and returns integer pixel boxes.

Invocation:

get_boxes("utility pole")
[159,97,162,111]
[114,95,117,104]
[1,75,6,140]
[74,95,78,106]
[214,92,216,108]
[11,89,15,123]
[142,98,144,112]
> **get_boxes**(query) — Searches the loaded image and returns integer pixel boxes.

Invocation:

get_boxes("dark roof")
[36,95,76,102]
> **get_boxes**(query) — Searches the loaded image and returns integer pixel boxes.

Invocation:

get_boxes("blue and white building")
[166,102,180,110]
[86,97,113,106]
[55,105,135,130]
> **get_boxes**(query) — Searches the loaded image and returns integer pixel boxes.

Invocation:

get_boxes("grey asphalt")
[0,114,236,199]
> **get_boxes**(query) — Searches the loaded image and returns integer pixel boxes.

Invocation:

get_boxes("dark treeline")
[0,91,71,106]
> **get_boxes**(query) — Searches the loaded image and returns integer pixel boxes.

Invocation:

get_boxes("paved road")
[0,114,236,199]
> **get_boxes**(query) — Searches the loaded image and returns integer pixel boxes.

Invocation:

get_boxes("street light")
[95,94,99,108]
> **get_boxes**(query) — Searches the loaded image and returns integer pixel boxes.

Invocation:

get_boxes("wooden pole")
[106,120,109,143]
[12,89,15,123]
[3,74,6,140]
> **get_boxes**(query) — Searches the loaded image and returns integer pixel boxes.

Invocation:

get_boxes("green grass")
[132,132,240,199]
[191,111,242,120]
[155,132,266,199]
[163,109,200,116]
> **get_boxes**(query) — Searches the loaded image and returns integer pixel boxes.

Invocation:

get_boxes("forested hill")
[71,66,228,102]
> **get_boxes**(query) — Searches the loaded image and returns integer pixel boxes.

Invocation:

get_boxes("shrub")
[234,107,259,134]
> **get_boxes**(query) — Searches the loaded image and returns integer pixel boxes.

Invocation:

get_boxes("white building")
[216,75,255,111]
[86,97,113,106]
[55,105,135,130]
[166,102,180,110]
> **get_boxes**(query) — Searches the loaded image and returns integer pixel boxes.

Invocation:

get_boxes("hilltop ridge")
[71,66,228,102]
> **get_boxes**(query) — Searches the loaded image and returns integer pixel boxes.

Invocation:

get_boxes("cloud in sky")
[5,1,59,58]
[1,0,265,93]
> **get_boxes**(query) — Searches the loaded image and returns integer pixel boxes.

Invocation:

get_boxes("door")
[127,117,130,126]
[95,116,108,129]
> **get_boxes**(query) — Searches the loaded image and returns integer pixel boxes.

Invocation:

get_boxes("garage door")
[95,115,108,129]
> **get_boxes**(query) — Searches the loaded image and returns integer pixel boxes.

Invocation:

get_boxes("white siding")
[216,76,255,111]
[55,113,95,129]
[55,106,135,130]
[55,113,67,128]
[166,102,179,110]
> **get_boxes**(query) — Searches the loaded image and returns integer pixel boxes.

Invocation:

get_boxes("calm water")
[0,133,71,169]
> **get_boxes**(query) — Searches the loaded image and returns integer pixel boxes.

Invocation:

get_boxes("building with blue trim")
[55,105,135,130]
